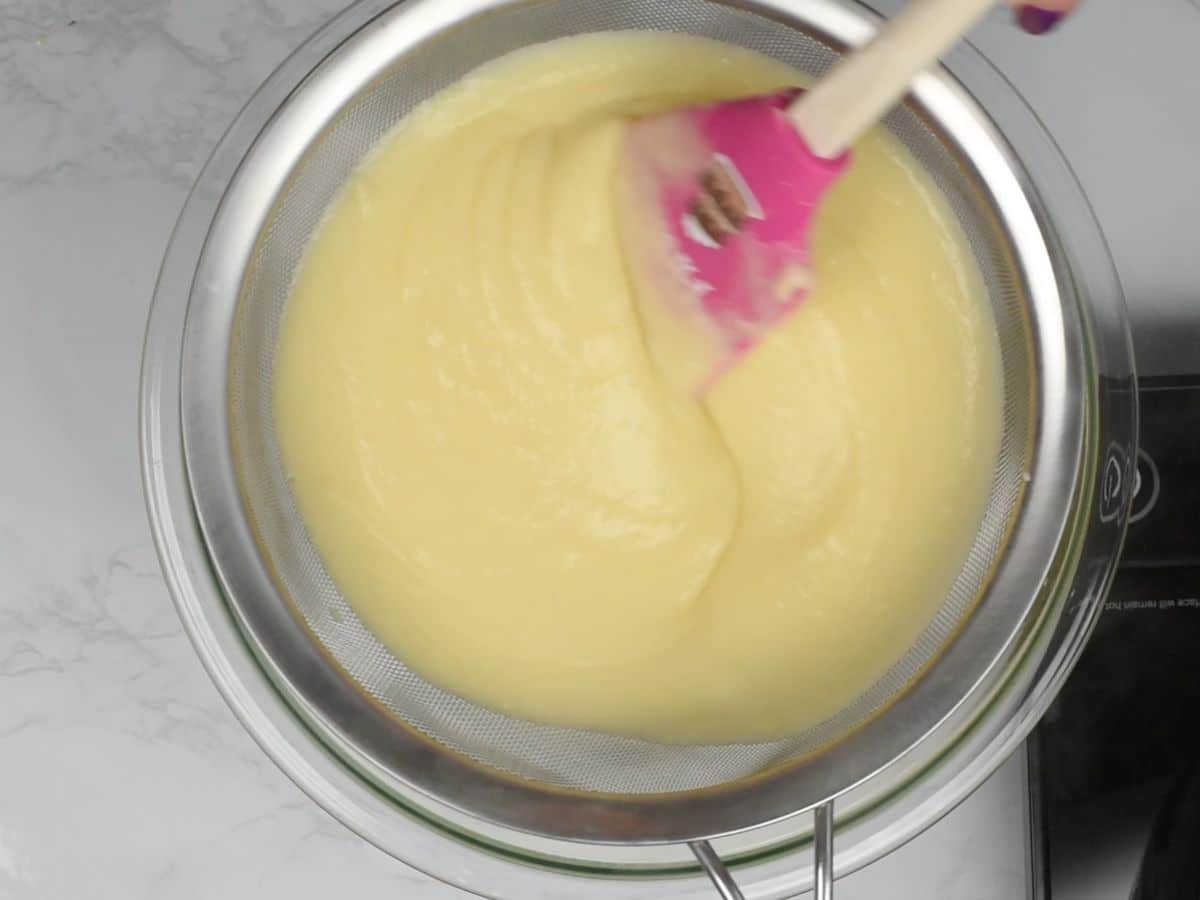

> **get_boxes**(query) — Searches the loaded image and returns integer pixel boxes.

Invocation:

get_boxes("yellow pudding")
[274,33,1001,744]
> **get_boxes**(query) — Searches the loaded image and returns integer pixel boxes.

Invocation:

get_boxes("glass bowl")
[141,0,1135,895]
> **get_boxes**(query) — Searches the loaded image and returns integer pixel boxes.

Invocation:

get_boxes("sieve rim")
[181,0,1091,847]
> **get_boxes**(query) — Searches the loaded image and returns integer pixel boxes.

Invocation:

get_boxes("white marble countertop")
[0,1,1055,897]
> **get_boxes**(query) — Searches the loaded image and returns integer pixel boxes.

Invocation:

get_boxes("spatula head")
[620,90,849,392]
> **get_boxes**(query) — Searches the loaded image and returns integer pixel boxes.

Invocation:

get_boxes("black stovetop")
[1034,377,1200,900]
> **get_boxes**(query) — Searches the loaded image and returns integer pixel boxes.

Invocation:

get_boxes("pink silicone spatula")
[622,0,998,393]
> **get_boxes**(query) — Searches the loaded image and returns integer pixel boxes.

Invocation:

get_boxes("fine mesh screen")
[227,0,1033,795]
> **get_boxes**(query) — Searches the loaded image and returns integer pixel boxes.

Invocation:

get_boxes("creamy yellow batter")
[274,33,1002,744]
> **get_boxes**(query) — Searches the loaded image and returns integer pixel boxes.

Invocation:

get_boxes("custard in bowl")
[274,32,1001,745]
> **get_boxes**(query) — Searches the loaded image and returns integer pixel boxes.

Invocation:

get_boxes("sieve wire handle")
[814,801,834,900]
[690,800,835,899]
[690,840,746,900]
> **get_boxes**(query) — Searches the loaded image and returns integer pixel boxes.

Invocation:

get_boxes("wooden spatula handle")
[788,0,997,159]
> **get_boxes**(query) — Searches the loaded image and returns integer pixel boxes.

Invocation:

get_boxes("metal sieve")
[165,0,1134,896]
